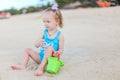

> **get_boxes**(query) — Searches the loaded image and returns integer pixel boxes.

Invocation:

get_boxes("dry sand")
[0,7,120,80]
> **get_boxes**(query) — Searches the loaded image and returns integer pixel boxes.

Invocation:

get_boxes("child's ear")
[56,19,60,25]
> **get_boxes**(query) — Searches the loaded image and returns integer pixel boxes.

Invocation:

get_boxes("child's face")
[43,11,58,30]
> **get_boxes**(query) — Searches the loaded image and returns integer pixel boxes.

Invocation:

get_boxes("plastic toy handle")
[58,53,60,60]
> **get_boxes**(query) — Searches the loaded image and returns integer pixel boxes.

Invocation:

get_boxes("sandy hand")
[53,51,60,57]
[35,39,44,48]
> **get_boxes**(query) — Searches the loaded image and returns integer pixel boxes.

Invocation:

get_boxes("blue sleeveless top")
[39,29,61,61]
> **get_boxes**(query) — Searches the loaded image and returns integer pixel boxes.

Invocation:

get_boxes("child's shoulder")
[59,32,64,40]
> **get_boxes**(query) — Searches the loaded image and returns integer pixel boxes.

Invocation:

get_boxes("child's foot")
[35,70,43,76]
[11,65,25,70]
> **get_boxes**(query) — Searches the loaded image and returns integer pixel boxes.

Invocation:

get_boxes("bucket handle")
[58,53,64,66]
[58,53,60,60]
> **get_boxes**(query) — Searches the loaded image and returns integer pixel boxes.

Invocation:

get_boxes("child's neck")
[48,28,57,32]
[48,28,58,37]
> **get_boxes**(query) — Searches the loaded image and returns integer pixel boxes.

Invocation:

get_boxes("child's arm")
[58,33,64,54]
[34,31,44,48]
[53,33,64,56]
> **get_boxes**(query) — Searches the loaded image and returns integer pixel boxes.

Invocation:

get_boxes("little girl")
[11,4,64,76]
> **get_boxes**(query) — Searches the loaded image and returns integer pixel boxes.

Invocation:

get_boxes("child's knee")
[25,48,31,53]
[46,46,53,52]
[45,46,53,56]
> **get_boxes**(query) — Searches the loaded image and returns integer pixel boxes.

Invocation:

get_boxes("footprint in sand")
[27,65,38,70]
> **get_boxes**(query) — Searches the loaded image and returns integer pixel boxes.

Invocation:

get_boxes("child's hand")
[53,51,60,57]
[39,39,44,46]
[35,39,44,48]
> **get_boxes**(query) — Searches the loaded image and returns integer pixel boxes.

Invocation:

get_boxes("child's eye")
[47,21,50,23]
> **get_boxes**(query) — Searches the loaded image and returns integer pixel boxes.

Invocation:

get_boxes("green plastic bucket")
[46,57,64,74]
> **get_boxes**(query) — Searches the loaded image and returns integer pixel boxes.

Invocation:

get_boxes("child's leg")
[35,46,54,76]
[11,48,40,70]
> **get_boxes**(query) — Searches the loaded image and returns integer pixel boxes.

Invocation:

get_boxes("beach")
[0,7,120,80]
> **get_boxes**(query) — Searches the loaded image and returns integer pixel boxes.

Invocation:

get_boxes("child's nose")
[44,24,46,27]
[44,23,47,27]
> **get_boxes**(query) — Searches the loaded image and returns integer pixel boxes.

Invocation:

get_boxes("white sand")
[0,7,120,80]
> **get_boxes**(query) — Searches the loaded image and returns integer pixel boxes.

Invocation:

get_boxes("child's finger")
[42,39,44,41]
[56,51,60,54]
[41,42,44,45]
[53,51,58,57]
